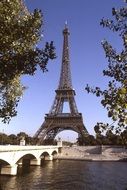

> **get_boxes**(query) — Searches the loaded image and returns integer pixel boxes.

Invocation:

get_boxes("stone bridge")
[0,145,61,175]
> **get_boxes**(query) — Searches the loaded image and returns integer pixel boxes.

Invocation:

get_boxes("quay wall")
[58,146,127,161]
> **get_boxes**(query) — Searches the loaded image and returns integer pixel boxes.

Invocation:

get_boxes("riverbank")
[57,154,127,161]
[57,146,127,161]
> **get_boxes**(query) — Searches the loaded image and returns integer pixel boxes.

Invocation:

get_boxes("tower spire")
[58,23,72,89]
[65,21,68,28]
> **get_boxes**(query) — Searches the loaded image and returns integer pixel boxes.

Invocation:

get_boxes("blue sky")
[0,0,125,141]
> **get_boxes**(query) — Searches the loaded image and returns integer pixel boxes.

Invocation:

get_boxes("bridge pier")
[45,155,53,161]
[30,158,41,166]
[1,164,18,176]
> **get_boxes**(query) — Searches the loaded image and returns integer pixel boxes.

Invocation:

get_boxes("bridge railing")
[0,145,59,152]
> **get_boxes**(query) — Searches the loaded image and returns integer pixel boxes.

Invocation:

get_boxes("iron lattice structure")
[34,24,89,144]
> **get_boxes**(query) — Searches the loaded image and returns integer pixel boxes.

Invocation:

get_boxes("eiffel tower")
[34,24,89,144]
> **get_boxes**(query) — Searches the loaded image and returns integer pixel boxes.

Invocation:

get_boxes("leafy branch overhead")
[0,0,56,123]
[85,1,127,131]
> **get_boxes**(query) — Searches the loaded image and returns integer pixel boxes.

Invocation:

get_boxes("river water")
[0,160,127,190]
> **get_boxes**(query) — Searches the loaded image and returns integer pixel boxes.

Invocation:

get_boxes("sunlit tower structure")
[34,24,89,144]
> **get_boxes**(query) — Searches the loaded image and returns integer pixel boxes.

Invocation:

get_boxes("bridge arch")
[51,150,58,159]
[0,159,17,176]
[16,153,37,165]
[0,159,10,166]
[13,152,38,166]
[40,151,55,161]
[40,151,50,158]
[51,150,57,155]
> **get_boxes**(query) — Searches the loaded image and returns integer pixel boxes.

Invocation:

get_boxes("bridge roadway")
[0,145,60,175]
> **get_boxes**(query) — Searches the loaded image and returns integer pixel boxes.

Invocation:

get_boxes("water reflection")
[0,160,127,190]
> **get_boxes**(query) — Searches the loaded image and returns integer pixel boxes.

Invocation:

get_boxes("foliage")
[0,131,39,145]
[42,139,57,145]
[62,141,73,146]
[94,123,127,145]
[85,1,127,132]
[8,134,18,145]
[0,0,56,123]
[0,75,24,123]
[0,130,126,146]
[83,135,97,145]
[0,133,10,145]
[76,135,97,146]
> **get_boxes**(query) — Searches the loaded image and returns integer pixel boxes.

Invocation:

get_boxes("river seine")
[0,160,127,190]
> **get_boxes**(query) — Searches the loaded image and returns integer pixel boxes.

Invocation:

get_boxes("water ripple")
[0,160,127,190]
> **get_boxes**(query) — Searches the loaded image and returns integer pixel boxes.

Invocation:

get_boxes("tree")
[0,0,56,123]
[0,133,10,145]
[8,134,18,145]
[0,131,40,145]
[86,1,127,133]
[42,139,57,145]
[94,122,127,145]
[120,128,127,145]
[84,135,97,145]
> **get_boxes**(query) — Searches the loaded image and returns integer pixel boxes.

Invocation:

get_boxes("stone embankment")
[57,146,127,161]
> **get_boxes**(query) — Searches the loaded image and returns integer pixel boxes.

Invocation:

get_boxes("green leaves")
[0,1,42,82]
[85,1,127,132]
[0,1,56,123]
[0,75,25,123]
